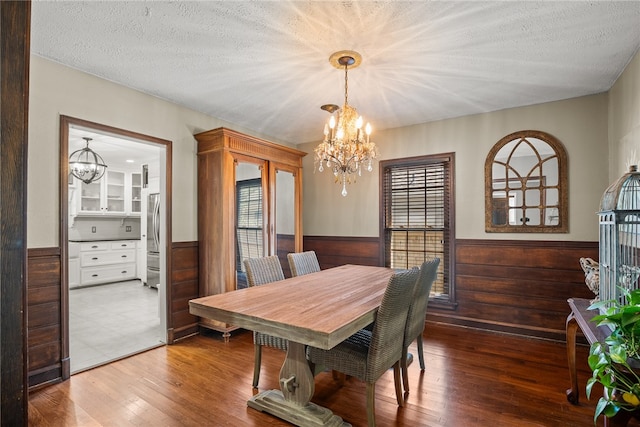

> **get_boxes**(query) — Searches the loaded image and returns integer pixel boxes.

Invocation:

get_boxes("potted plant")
[587,287,640,424]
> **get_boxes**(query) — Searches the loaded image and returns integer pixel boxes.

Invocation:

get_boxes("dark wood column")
[1,1,30,425]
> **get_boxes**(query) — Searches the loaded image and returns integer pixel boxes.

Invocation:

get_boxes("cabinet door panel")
[270,161,302,266]
[234,156,268,289]
[79,181,102,212]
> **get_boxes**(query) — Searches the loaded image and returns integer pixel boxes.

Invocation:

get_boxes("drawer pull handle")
[121,271,127,274]
[92,274,98,277]
[92,257,98,260]
[121,255,127,258]
[91,245,98,249]
[121,244,127,247]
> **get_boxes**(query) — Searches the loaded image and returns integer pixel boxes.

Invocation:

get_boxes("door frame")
[59,115,172,379]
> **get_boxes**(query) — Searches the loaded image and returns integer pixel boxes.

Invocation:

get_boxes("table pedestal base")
[248,389,350,427]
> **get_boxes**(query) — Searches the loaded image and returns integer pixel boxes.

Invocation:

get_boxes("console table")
[566,298,639,427]
[565,298,610,404]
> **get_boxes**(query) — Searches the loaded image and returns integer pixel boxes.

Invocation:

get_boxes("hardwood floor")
[28,322,636,427]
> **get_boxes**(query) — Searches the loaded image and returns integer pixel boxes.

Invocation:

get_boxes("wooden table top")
[567,297,611,345]
[189,264,395,350]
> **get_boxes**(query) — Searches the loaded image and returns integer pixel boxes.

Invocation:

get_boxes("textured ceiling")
[31,1,640,146]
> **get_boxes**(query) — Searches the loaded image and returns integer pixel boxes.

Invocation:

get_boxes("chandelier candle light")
[314,50,378,197]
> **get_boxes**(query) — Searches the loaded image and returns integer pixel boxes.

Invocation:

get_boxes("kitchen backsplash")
[69,216,141,241]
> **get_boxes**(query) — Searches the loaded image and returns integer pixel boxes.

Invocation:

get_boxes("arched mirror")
[485,130,567,233]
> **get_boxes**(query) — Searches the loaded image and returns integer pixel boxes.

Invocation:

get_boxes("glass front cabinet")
[195,127,306,337]
[72,170,141,216]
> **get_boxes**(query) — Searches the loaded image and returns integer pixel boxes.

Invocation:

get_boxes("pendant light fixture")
[69,137,108,184]
[314,50,378,196]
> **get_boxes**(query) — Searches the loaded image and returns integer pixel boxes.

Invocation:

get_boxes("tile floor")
[69,280,164,374]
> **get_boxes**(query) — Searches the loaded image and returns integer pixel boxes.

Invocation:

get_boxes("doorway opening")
[60,116,172,376]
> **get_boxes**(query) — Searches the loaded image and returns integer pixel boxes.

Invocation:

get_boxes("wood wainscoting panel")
[26,237,598,390]
[305,236,598,341]
[277,234,295,277]
[428,239,598,340]
[169,242,199,343]
[27,242,200,389]
[27,247,63,388]
[303,236,380,269]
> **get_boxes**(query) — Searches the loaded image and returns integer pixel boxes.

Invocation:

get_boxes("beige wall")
[27,56,289,248]
[29,49,640,248]
[301,93,609,241]
[608,49,640,181]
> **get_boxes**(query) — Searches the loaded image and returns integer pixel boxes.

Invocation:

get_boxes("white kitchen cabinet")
[130,173,142,214]
[76,170,141,216]
[78,240,137,286]
[78,170,124,214]
[69,258,80,288]
[68,241,81,289]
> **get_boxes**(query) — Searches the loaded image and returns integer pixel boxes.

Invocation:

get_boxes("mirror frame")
[484,130,568,233]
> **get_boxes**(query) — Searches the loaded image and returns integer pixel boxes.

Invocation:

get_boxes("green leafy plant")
[587,287,640,424]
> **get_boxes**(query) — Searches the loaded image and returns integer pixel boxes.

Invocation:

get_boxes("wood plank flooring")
[28,322,636,427]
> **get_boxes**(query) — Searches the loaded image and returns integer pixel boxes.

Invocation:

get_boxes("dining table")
[189,264,396,427]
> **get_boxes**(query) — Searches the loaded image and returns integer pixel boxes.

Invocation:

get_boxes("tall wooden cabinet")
[195,127,306,334]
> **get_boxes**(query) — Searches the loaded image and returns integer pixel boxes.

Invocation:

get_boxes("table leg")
[566,311,580,404]
[248,341,350,426]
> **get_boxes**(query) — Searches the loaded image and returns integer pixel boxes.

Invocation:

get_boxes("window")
[380,153,455,307]
[236,178,263,271]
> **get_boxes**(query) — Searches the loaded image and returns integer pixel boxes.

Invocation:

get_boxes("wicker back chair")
[306,268,420,427]
[243,256,287,388]
[401,258,440,394]
[287,251,321,277]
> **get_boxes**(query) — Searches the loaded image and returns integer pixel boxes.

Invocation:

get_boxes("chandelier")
[314,50,378,197]
[69,137,108,184]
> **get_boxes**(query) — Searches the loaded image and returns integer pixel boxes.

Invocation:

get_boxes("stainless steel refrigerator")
[146,193,160,289]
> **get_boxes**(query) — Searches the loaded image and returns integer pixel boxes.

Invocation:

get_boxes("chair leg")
[417,335,425,370]
[252,344,262,388]
[401,346,410,393]
[366,382,376,427]
[393,361,404,407]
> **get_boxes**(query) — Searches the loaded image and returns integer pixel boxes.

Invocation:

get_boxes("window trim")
[379,153,457,310]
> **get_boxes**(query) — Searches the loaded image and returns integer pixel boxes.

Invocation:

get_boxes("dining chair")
[243,255,287,388]
[401,258,440,395]
[287,250,321,277]
[306,268,420,427]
